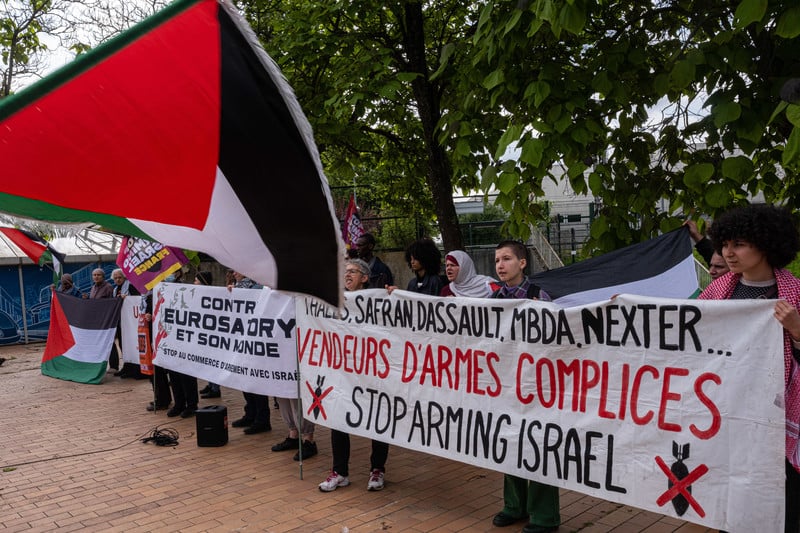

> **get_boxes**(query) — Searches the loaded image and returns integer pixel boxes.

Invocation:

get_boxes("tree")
[1,0,65,97]
[468,0,800,253]
[236,0,524,253]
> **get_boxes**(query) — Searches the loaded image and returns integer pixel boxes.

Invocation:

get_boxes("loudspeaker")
[196,405,228,447]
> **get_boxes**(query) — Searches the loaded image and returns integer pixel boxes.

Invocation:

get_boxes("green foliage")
[1,0,53,97]
[470,0,800,254]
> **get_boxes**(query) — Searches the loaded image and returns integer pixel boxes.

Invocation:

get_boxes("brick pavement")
[0,344,714,532]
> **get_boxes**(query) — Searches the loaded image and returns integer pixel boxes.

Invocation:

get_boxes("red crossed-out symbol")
[654,455,708,518]
[306,381,333,420]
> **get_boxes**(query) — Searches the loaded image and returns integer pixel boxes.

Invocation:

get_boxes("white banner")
[297,289,785,531]
[153,283,298,397]
[120,295,141,365]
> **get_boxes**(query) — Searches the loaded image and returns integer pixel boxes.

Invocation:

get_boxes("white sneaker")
[367,469,385,491]
[319,471,350,492]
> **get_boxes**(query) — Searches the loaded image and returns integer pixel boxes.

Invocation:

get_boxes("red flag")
[343,195,364,250]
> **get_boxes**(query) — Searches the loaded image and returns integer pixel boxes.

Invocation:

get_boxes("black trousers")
[168,370,198,410]
[330,429,388,477]
[788,460,800,533]
[242,392,270,425]
[150,365,171,407]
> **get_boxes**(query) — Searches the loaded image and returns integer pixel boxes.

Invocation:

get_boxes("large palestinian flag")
[42,291,123,384]
[0,0,343,306]
[531,227,700,307]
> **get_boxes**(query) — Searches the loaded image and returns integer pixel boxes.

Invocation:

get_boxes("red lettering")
[580,359,600,412]
[401,342,417,383]
[597,361,615,419]
[485,352,501,397]
[536,358,556,408]
[516,352,535,404]
[419,345,437,386]
[691,373,722,439]
[471,350,486,396]
[658,367,689,432]
[631,365,658,425]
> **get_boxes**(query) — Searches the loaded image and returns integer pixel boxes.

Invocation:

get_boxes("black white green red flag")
[42,291,123,384]
[0,0,343,306]
[531,227,700,307]
[0,227,65,273]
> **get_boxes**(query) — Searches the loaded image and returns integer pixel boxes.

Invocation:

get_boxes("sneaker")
[319,471,350,492]
[180,407,196,418]
[200,390,221,399]
[271,437,299,452]
[367,469,385,491]
[199,385,211,394]
[293,440,318,461]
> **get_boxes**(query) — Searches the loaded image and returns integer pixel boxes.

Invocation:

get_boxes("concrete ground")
[0,344,715,532]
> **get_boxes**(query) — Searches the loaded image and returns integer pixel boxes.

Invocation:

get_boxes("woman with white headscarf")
[439,250,500,298]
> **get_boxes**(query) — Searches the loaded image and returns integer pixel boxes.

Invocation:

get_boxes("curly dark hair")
[709,204,800,269]
[404,238,441,274]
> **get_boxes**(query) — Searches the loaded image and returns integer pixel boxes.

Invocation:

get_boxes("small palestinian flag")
[0,227,65,273]
[42,291,123,384]
[0,0,343,306]
[531,227,700,307]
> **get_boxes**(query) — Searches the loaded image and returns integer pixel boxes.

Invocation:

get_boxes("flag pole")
[17,262,30,344]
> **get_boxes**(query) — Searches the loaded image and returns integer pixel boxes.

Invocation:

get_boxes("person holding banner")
[110,269,144,379]
[700,204,800,533]
[440,250,500,298]
[319,258,389,493]
[228,271,272,434]
[195,271,222,399]
[491,240,559,533]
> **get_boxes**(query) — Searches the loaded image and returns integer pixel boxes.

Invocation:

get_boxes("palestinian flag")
[42,291,123,384]
[0,0,343,306]
[531,227,700,307]
[0,227,65,273]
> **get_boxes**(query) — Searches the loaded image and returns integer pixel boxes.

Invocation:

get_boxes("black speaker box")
[196,405,228,447]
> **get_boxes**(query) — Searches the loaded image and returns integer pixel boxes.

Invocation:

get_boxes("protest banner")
[296,289,785,531]
[120,295,142,365]
[152,283,298,397]
[117,236,189,294]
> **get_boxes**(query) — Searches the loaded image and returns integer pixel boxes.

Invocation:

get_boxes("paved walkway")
[0,344,715,532]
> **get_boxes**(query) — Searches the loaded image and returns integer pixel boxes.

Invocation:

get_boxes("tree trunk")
[401,3,463,253]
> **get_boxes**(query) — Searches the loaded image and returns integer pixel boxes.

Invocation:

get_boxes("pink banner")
[116,236,188,294]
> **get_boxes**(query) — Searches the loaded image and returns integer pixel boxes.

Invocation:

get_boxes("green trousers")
[501,474,560,527]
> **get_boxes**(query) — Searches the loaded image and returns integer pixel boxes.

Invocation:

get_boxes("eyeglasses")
[345,269,364,275]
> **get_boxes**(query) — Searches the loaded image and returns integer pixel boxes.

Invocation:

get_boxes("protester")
[195,271,222,399]
[708,251,729,280]
[319,258,389,492]
[271,396,317,460]
[354,233,394,288]
[141,287,172,412]
[439,250,500,297]
[228,271,271,434]
[110,268,143,378]
[56,273,81,297]
[88,268,113,299]
[165,269,199,418]
[491,240,559,533]
[387,238,442,295]
[699,204,800,533]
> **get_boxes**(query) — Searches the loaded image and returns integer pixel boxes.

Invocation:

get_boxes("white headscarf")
[445,250,497,298]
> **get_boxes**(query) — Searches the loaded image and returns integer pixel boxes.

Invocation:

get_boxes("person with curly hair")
[401,238,443,295]
[699,203,800,533]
